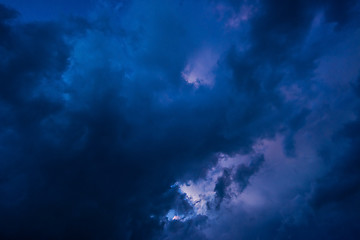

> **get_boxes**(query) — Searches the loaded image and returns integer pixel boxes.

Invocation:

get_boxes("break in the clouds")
[0,0,360,239]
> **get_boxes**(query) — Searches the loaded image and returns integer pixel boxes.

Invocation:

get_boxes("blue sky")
[0,0,360,239]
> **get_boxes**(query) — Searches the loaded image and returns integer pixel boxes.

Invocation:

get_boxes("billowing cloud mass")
[0,0,360,239]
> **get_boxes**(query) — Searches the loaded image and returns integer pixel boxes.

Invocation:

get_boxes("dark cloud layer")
[0,0,360,239]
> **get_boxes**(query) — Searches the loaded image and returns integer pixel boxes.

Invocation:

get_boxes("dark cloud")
[312,114,360,209]
[294,115,360,239]
[0,0,359,239]
[159,215,208,240]
[209,154,265,210]
[235,154,265,192]
[283,108,311,157]
[213,169,231,209]
[0,3,18,21]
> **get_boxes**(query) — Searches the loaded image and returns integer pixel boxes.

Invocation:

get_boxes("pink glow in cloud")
[182,48,219,88]
[214,2,257,30]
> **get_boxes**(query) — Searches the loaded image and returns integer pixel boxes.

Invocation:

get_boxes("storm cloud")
[0,0,360,239]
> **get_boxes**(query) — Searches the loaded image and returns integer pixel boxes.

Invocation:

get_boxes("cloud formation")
[0,0,360,239]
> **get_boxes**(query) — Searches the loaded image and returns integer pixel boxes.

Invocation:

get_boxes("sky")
[0,0,360,239]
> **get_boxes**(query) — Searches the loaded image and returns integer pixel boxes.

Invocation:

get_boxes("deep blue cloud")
[0,0,360,239]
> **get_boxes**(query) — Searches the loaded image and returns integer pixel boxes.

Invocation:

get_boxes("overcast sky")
[1,0,360,239]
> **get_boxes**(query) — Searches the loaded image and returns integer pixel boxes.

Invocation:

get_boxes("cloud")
[0,0,360,239]
[213,169,232,209]
[235,154,265,192]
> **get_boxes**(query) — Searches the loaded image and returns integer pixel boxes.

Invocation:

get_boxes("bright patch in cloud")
[171,153,259,218]
[182,48,219,87]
